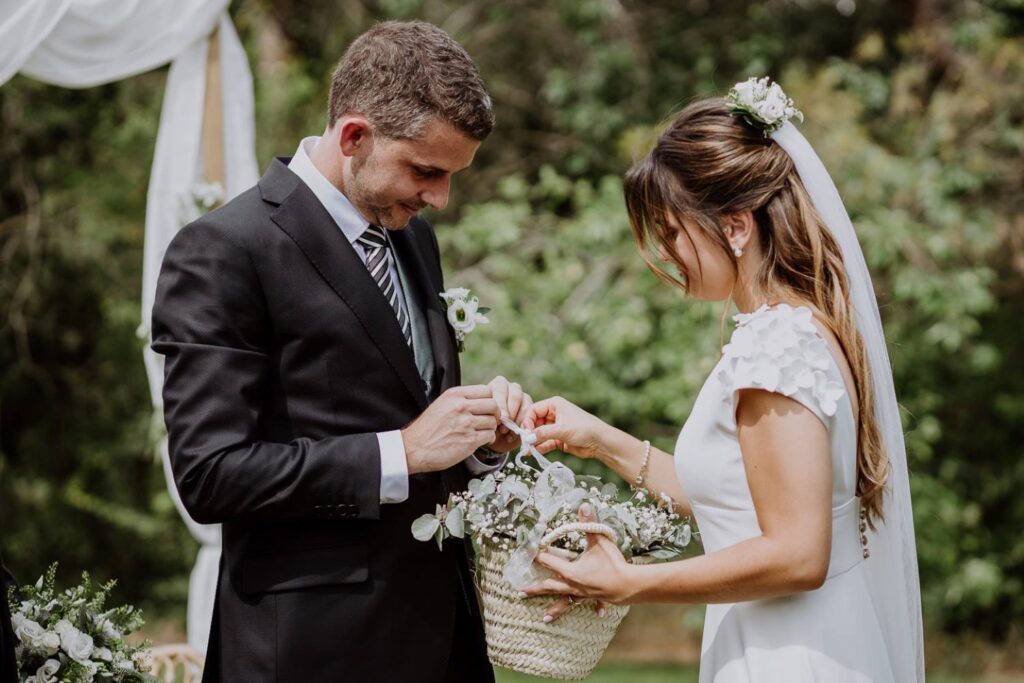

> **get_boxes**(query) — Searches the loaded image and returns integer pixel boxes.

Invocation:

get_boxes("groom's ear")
[337,117,373,157]
[724,210,756,251]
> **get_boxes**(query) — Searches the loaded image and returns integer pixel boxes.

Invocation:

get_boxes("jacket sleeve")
[151,220,382,525]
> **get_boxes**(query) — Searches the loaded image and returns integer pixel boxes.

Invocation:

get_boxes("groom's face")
[345,118,481,230]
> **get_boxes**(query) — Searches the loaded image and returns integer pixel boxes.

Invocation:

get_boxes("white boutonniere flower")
[726,76,804,136]
[439,287,490,352]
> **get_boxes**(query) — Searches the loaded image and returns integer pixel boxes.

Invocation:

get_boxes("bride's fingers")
[534,551,574,578]
[532,424,564,444]
[593,600,608,618]
[521,577,576,597]
[543,595,575,623]
[535,439,559,454]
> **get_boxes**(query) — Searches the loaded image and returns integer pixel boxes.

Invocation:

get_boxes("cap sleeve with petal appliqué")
[717,303,846,428]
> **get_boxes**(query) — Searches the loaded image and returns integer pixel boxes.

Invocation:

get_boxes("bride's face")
[660,214,736,301]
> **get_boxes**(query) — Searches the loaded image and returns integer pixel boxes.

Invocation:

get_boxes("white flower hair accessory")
[439,287,490,352]
[727,76,804,136]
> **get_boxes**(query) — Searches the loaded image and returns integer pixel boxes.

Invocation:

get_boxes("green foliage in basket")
[412,458,694,563]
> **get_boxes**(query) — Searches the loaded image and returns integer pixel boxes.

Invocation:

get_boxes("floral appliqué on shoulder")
[717,304,845,417]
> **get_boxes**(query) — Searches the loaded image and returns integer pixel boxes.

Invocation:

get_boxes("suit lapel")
[389,222,461,393]
[260,158,428,410]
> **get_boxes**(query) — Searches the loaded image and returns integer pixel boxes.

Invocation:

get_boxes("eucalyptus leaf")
[499,476,530,501]
[468,476,497,499]
[445,506,465,538]
[640,547,680,560]
[411,516,441,542]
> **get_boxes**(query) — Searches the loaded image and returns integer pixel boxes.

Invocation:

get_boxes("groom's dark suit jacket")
[152,159,492,683]
[1,551,16,683]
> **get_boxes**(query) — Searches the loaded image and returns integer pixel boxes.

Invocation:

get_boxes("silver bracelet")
[633,439,652,487]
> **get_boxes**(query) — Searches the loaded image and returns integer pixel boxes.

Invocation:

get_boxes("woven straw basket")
[476,521,637,680]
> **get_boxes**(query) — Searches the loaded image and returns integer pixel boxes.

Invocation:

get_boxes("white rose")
[54,619,94,664]
[94,646,113,661]
[756,97,785,123]
[40,630,60,654]
[732,79,756,103]
[94,616,121,642]
[11,614,57,653]
[34,659,60,683]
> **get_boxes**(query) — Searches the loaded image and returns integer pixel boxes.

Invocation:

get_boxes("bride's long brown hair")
[624,98,889,528]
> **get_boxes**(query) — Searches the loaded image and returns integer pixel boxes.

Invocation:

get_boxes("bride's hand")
[521,503,636,621]
[526,396,609,460]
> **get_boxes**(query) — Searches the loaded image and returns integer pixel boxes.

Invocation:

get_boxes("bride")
[520,79,924,682]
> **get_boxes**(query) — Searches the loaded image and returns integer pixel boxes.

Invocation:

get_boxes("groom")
[153,21,527,683]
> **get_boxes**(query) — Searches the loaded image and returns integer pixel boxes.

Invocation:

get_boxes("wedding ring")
[566,595,576,605]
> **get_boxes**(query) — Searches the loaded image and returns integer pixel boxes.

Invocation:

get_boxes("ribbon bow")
[499,417,554,471]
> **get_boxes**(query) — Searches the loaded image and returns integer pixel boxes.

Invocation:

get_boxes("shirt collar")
[287,136,372,246]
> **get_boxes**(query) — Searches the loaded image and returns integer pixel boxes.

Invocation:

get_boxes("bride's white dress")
[674,304,896,682]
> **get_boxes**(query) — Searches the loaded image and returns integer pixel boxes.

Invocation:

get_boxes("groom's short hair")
[328,21,494,141]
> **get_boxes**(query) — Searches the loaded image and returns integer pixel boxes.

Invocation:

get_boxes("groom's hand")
[402,385,501,474]
[486,375,533,453]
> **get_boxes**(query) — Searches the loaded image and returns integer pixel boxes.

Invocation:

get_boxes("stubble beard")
[347,176,409,231]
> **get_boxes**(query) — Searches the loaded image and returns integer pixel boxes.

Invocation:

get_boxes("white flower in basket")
[412,420,694,680]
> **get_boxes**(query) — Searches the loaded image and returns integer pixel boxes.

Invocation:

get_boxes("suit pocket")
[241,543,368,595]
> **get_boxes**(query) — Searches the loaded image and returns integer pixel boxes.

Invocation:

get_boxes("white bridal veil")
[772,122,925,682]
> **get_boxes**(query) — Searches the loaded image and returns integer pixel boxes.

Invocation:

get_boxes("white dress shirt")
[288,137,411,504]
[288,136,507,501]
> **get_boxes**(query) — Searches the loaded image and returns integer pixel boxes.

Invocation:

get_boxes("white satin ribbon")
[499,416,555,471]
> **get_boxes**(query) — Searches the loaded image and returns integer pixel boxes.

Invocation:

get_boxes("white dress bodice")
[674,304,894,682]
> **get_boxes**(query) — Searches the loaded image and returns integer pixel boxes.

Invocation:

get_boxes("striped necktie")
[356,224,413,348]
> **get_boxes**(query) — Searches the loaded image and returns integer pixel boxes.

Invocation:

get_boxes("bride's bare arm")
[526,390,833,608]
[594,426,691,518]
[528,396,691,517]
[626,390,832,603]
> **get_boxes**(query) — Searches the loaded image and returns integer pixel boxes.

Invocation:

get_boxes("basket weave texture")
[475,528,633,680]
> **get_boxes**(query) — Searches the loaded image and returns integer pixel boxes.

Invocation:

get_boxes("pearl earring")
[733,246,743,257]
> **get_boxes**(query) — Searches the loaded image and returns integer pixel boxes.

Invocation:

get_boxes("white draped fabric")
[1,0,260,652]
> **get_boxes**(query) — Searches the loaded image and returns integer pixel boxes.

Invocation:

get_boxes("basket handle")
[538,522,618,552]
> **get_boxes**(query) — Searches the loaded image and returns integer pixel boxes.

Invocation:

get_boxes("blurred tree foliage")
[1,0,1021,643]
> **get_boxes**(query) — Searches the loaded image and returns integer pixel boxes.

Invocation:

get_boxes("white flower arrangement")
[177,178,225,227]
[412,431,694,590]
[7,564,156,683]
[438,287,490,352]
[726,76,804,136]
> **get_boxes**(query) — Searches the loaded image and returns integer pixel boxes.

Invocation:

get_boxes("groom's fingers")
[457,384,493,399]
[488,376,511,421]
[471,415,499,431]
[505,382,524,424]
[466,398,501,417]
